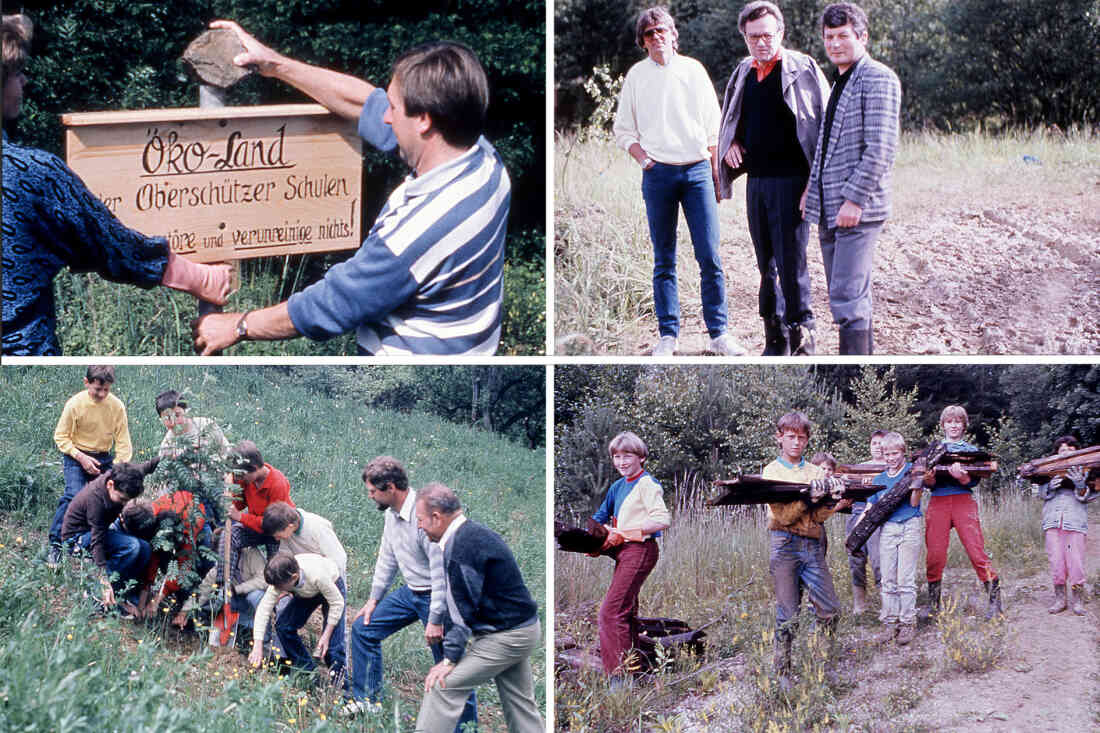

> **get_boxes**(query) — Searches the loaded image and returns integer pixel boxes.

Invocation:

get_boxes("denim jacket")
[1040,478,1099,533]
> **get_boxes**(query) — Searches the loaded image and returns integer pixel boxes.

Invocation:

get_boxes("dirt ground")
[667,521,1100,731]
[628,175,1100,357]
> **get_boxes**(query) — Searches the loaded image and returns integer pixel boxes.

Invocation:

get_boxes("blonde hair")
[608,431,648,461]
[880,431,906,453]
[939,405,969,428]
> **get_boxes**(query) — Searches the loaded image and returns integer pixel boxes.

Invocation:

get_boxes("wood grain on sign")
[63,105,363,263]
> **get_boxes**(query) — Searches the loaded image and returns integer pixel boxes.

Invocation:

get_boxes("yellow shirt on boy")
[762,457,836,539]
[53,390,132,461]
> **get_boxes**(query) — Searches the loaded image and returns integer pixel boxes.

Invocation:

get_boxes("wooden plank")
[63,105,363,263]
[1018,445,1100,482]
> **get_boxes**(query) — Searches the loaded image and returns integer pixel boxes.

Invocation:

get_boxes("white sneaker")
[709,333,746,356]
[651,335,677,357]
[341,699,383,719]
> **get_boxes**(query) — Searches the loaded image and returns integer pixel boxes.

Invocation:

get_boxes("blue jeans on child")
[276,577,348,688]
[349,585,478,729]
[641,160,728,339]
[50,452,113,546]
[71,529,150,594]
[769,530,840,634]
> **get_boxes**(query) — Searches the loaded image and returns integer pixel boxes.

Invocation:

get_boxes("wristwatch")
[235,311,252,341]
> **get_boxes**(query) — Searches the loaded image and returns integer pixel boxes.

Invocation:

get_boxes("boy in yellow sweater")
[48,366,133,567]
[762,411,847,688]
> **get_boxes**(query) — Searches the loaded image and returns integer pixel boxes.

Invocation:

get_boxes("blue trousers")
[642,160,728,339]
[769,530,840,634]
[350,585,477,730]
[276,577,348,688]
[72,529,150,594]
[818,218,884,331]
[50,452,113,546]
[746,175,814,328]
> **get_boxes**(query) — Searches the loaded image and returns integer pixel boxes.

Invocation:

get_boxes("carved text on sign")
[63,105,363,263]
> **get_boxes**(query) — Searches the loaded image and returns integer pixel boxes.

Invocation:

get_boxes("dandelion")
[287,719,295,725]
[319,713,326,721]
[67,634,73,640]
[15,536,23,544]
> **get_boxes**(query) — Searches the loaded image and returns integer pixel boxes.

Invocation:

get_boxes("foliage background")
[0,364,546,731]
[555,0,1100,131]
[555,364,1100,517]
[6,0,546,355]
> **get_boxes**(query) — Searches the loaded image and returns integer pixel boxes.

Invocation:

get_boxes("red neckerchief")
[752,53,780,82]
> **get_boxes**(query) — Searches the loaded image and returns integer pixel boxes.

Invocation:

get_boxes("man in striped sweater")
[194,21,510,356]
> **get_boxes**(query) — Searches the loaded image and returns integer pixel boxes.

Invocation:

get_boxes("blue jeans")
[350,585,477,730]
[50,452,113,546]
[276,577,348,688]
[641,160,728,339]
[818,218,884,331]
[746,176,814,328]
[769,530,840,634]
[72,529,150,593]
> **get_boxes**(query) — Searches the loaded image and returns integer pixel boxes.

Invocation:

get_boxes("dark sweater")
[736,61,808,178]
[61,471,126,570]
[441,519,539,662]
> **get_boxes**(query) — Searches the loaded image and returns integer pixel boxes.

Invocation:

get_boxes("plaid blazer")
[804,54,901,225]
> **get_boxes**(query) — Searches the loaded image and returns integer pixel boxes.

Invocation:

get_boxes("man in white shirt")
[613,6,744,357]
[342,457,476,728]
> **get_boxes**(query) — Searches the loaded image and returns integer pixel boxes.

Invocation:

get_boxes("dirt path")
[667,515,1100,731]
[629,186,1100,357]
[905,528,1100,731]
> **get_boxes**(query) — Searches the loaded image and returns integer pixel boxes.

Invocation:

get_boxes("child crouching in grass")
[1039,435,1098,616]
[863,432,922,645]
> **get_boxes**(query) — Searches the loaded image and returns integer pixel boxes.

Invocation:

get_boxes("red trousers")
[925,493,997,583]
[598,539,659,675]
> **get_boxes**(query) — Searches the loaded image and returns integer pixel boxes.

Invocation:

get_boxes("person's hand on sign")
[161,253,233,305]
[209,20,283,76]
[193,312,246,355]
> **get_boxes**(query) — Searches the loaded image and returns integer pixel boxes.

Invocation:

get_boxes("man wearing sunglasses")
[612,7,745,357]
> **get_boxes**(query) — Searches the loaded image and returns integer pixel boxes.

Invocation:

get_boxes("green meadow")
[0,365,546,732]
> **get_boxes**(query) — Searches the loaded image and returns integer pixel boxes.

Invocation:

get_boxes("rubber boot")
[789,324,816,356]
[838,329,871,355]
[852,585,868,615]
[762,319,790,356]
[984,577,1003,620]
[927,580,941,619]
[1048,584,1067,614]
[1070,584,1086,616]
[773,630,794,692]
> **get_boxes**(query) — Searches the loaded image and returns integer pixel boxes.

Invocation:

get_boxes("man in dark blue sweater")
[413,483,543,733]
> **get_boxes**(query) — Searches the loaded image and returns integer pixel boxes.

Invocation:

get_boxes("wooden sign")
[62,104,362,263]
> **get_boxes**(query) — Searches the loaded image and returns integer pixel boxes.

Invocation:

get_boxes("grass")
[554,127,1099,353]
[554,487,1045,731]
[0,365,546,732]
[50,254,545,356]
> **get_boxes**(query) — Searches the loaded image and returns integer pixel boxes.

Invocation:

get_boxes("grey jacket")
[1040,478,1099,534]
[716,48,830,200]
[804,54,901,225]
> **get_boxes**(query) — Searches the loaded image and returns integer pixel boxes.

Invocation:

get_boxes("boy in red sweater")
[218,440,294,590]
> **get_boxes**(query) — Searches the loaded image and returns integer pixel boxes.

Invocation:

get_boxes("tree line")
[555,364,1100,516]
[555,0,1100,132]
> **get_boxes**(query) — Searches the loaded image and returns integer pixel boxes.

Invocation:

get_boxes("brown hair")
[634,6,679,51]
[232,440,264,472]
[608,431,648,461]
[362,455,408,492]
[264,553,299,587]
[2,14,32,77]
[776,411,812,439]
[391,41,489,148]
[821,2,869,37]
[261,501,300,535]
[738,1,784,33]
[85,365,115,384]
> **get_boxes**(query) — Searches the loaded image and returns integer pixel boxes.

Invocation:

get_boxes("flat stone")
[181,29,252,89]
